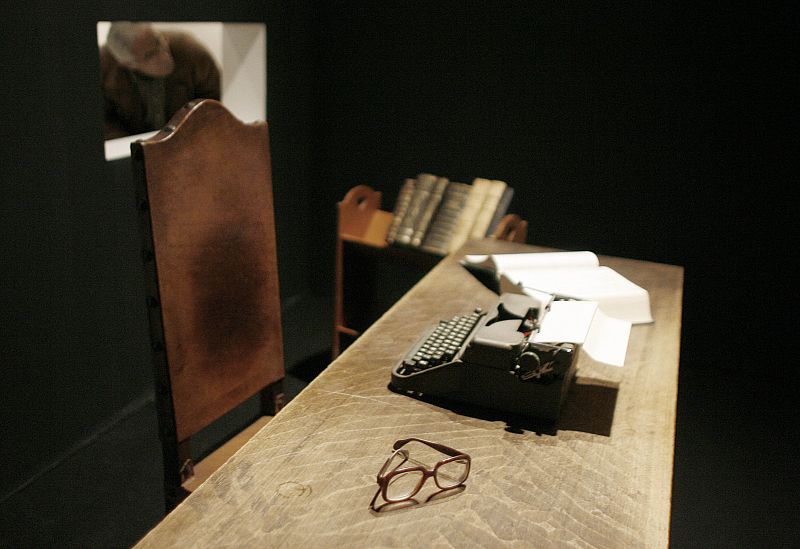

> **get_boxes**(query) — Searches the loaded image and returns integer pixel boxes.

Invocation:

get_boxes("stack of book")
[385,173,514,255]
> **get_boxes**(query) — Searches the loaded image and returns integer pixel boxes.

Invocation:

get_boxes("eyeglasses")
[370,438,471,509]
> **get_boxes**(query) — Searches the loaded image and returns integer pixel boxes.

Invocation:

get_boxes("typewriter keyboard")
[397,309,485,375]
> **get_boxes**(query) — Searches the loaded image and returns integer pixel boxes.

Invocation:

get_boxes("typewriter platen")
[390,293,577,420]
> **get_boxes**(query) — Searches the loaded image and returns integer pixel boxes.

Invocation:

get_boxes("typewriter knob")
[517,351,540,371]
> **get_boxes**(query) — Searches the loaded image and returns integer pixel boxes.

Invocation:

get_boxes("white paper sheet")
[464,251,599,271]
[532,300,631,367]
[463,251,653,324]
[501,266,652,324]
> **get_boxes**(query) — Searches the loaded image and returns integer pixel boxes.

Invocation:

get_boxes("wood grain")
[136,240,683,548]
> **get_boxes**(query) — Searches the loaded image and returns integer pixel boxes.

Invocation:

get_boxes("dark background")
[1,1,796,547]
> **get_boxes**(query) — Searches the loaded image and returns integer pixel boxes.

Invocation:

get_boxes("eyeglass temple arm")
[377,449,410,479]
[393,438,467,458]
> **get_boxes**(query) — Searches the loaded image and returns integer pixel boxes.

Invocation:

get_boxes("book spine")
[394,173,436,246]
[410,176,449,247]
[484,185,514,237]
[420,181,471,255]
[447,178,490,253]
[385,178,416,244]
[469,179,507,240]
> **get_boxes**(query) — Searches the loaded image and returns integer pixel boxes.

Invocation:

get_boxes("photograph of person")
[100,22,221,139]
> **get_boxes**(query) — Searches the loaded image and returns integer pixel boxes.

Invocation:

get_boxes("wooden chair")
[131,99,285,511]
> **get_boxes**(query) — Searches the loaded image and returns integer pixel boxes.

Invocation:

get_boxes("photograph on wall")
[97,21,266,160]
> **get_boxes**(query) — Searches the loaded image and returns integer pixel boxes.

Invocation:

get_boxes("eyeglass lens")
[435,458,469,489]
[385,470,424,500]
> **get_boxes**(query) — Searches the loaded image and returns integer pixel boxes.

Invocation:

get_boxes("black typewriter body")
[390,293,578,421]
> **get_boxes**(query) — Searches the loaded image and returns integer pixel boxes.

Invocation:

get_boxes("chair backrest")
[131,100,284,503]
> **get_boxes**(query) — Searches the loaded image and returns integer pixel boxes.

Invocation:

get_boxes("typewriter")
[390,293,577,421]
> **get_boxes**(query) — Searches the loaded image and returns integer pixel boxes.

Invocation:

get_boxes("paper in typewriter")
[534,300,631,367]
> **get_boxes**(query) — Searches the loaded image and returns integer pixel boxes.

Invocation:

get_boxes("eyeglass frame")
[370,437,471,509]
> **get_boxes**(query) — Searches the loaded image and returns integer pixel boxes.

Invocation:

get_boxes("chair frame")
[131,99,284,510]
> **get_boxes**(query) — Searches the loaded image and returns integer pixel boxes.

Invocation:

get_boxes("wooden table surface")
[136,240,683,548]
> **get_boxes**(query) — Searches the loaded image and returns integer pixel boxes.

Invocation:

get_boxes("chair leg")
[260,380,285,416]
[165,484,191,513]
[178,439,195,484]
[162,439,193,512]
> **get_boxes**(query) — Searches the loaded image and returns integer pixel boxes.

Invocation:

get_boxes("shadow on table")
[557,377,618,436]
[388,376,618,437]
[286,350,330,382]
[369,485,467,515]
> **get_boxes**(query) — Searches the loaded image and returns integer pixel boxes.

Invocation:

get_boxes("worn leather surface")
[140,100,284,441]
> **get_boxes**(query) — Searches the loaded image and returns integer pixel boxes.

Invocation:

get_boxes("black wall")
[311,2,795,367]
[1,0,796,544]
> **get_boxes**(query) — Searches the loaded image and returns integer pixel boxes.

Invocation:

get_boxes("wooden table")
[136,240,683,548]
